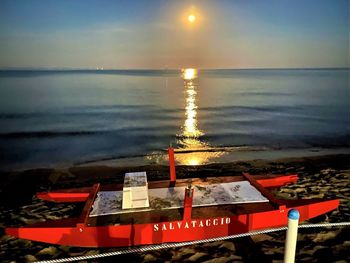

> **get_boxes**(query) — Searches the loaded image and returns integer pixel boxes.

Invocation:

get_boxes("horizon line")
[0,66,349,71]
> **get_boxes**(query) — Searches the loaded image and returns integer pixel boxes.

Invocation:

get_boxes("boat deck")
[85,175,277,226]
[86,202,275,226]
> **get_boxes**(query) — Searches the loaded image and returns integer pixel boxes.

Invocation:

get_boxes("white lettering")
[177,222,182,229]
[206,219,211,226]
[191,220,197,227]
[154,224,159,231]
[153,217,231,232]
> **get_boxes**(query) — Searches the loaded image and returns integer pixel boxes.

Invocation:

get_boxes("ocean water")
[0,69,349,170]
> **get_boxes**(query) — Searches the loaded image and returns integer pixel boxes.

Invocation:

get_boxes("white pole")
[283,209,300,263]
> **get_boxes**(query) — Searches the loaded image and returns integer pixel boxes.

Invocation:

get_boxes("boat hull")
[5,199,339,247]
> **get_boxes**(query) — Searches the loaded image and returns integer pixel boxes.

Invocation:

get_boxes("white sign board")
[90,181,268,217]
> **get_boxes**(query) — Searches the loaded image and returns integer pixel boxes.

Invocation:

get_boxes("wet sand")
[0,154,349,262]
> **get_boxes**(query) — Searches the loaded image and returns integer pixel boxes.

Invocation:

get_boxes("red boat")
[5,149,339,248]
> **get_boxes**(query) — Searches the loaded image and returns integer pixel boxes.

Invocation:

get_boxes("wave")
[0,125,178,139]
[0,106,181,120]
[0,69,181,78]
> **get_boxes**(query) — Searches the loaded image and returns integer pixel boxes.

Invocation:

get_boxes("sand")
[0,154,349,262]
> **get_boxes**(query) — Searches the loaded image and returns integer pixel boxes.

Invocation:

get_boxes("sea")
[0,68,349,170]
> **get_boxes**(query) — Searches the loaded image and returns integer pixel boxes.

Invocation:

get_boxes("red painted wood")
[256,174,298,188]
[78,183,100,226]
[5,198,339,247]
[183,186,194,220]
[35,175,299,203]
[243,173,286,210]
[36,192,90,203]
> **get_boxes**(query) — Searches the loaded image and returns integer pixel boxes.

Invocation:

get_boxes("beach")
[0,153,349,262]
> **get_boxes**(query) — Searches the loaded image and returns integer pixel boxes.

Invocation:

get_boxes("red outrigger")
[5,149,339,248]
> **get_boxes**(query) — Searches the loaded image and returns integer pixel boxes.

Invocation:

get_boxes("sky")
[0,0,349,69]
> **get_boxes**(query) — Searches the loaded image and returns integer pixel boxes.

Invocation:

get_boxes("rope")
[35,221,350,263]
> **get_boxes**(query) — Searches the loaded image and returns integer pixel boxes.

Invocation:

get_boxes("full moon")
[188,14,196,23]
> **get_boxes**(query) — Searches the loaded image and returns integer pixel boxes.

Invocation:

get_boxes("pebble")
[313,231,338,243]
[281,188,295,194]
[187,252,209,262]
[179,247,196,256]
[9,238,32,248]
[202,255,239,263]
[143,253,157,262]
[218,241,235,251]
[171,251,184,261]
[202,241,224,248]
[275,192,292,199]
[251,234,273,243]
[84,250,99,256]
[36,246,59,256]
[24,254,38,262]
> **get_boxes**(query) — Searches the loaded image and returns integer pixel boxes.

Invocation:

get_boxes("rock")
[17,216,40,225]
[143,253,157,262]
[0,235,15,242]
[179,247,196,256]
[30,205,49,213]
[58,246,70,252]
[321,168,336,175]
[294,188,307,194]
[218,241,235,251]
[281,188,295,194]
[171,252,184,261]
[202,241,224,248]
[275,192,292,199]
[227,254,243,261]
[24,254,38,262]
[187,252,210,262]
[172,247,195,261]
[312,173,321,179]
[84,250,99,256]
[339,188,350,193]
[308,193,325,199]
[313,231,338,243]
[251,234,273,243]
[36,246,59,256]
[9,238,32,248]
[298,257,313,262]
[202,256,236,263]
[45,215,62,220]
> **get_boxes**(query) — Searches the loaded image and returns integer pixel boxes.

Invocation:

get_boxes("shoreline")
[0,153,349,262]
[77,147,350,168]
[2,146,350,173]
